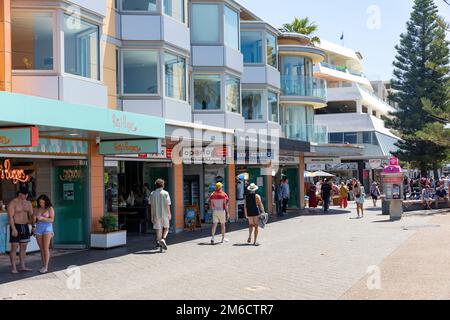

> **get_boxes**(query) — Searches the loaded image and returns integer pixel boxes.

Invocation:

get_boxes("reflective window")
[191,4,220,43]
[266,33,277,68]
[12,11,54,70]
[241,31,263,64]
[224,6,239,50]
[242,91,263,120]
[64,15,99,80]
[372,132,379,146]
[226,75,240,113]
[268,91,278,123]
[329,133,343,144]
[164,0,185,23]
[165,52,186,101]
[344,132,358,144]
[194,75,221,110]
[363,132,371,144]
[123,50,158,94]
[122,0,157,11]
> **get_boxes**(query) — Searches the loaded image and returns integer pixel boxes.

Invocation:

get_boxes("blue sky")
[238,0,450,81]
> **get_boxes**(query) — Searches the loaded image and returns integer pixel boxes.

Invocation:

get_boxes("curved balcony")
[282,124,328,144]
[280,75,327,106]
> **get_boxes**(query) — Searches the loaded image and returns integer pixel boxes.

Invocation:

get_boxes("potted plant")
[90,215,127,249]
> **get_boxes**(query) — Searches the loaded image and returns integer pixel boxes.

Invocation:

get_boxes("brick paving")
[0,203,446,300]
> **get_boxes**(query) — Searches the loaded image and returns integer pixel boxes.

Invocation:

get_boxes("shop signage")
[111,114,138,133]
[59,169,82,182]
[182,146,227,164]
[0,126,39,148]
[368,159,383,169]
[99,139,160,155]
[235,149,274,164]
[305,157,340,165]
[0,159,30,184]
[307,163,325,171]
[325,163,358,170]
[279,156,300,165]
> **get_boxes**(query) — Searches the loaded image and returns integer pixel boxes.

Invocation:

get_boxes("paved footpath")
[0,203,448,300]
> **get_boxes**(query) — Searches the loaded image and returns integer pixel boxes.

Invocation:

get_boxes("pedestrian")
[309,183,318,208]
[354,181,365,218]
[274,178,283,217]
[370,182,381,207]
[434,185,448,209]
[339,182,349,209]
[421,185,433,210]
[208,182,229,245]
[281,177,290,215]
[244,183,265,246]
[8,187,34,274]
[149,179,172,251]
[33,194,55,274]
[321,179,332,212]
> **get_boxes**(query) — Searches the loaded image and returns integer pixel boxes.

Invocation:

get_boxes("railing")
[282,124,328,144]
[358,84,391,106]
[320,62,365,78]
[280,75,327,100]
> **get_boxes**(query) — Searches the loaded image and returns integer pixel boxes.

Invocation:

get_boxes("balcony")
[282,124,328,144]
[280,75,327,100]
[320,62,364,77]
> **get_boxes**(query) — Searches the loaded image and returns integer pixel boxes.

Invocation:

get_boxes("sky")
[238,0,450,81]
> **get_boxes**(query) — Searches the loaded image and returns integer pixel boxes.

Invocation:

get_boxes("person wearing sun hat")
[208,182,229,244]
[244,183,265,246]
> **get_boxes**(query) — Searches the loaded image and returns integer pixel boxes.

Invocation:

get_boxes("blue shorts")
[35,222,54,236]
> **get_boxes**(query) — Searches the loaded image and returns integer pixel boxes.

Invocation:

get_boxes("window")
[268,91,278,123]
[344,132,357,144]
[362,132,371,144]
[362,106,368,113]
[224,6,239,50]
[266,33,277,68]
[241,31,262,64]
[194,75,221,110]
[191,4,220,43]
[12,11,54,70]
[64,15,99,80]
[226,75,240,113]
[122,0,157,11]
[242,91,263,120]
[165,52,186,101]
[123,50,158,94]
[329,133,343,144]
[372,132,379,146]
[372,110,377,117]
[164,0,185,23]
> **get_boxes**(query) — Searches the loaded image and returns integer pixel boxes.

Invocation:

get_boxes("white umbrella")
[304,171,312,177]
[312,171,335,177]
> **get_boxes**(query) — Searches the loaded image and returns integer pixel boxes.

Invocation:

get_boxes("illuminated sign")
[0,159,30,184]
[60,169,82,182]
[0,126,39,148]
[99,139,160,155]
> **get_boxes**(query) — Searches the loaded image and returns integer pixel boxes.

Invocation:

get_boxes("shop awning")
[0,92,165,140]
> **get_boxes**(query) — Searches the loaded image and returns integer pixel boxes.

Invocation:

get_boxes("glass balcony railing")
[280,75,327,100]
[320,62,365,78]
[282,124,328,144]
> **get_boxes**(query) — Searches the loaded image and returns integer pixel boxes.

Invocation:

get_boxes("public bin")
[380,157,404,221]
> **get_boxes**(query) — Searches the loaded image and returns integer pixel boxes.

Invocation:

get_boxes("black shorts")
[10,224,31,244]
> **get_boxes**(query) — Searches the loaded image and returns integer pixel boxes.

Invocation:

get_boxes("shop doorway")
[282,168,299,209]
[52,162,88,248]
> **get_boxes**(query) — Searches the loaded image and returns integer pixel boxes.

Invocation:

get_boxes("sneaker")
[221,237,229,243]
[160,239,168,250]
[210,237,215,245]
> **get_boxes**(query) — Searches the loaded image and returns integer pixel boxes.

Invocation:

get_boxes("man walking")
[8,188,34,274]
[321,179,332,213]
[281,177,290,216]
[274,177,283,217]
[149,179,171,252]
[209,182,229,244]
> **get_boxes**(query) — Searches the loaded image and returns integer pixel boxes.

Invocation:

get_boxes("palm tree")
[282,17,321,44]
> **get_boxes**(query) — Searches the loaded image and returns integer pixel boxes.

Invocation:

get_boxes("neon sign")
[59,169,82,182]
[0,159,30,184]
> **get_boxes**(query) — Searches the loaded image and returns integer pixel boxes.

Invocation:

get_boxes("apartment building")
[313,39,400,191]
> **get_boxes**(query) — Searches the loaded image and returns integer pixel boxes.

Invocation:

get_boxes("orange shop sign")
[0,159,30,184]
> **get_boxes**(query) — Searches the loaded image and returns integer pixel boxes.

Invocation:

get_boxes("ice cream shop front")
[0,92,165,252]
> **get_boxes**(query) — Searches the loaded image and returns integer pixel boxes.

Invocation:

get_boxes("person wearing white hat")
[244,183,265,246]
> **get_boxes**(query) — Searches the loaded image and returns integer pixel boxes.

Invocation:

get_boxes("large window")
[241,31,262,64]
[266,33,277,68]
[281,56,313,77]
[164,0,185,23]
[12,11,54,70]
[224,6,239,50]
[165,52,186,101]
[194,75,221,110]
[329,133,343,144]
[242,91,263,120]
[226,75,240,113]
[268,91,278,123]
[64,15,99,80]
[122,0,157,11]
[344,132,358,144]
[123,50,158,94]
[191,4,220,43]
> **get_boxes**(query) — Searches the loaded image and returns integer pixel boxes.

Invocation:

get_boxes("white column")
[356,100,363,113]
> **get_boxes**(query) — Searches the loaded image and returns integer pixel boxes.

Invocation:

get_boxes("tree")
[386,0,450,177]
[282,17,321,44]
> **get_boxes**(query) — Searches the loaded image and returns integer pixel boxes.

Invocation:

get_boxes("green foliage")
[282,17,321,44]
[99,215,118,233]
[386,0,450,174]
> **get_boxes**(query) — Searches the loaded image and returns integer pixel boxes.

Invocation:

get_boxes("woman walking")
[244,183,265,246]
[309,183,318,208]
[370,182,381,207]
[339,182,349,209]
[354,181,365,218]
[32,195,55,274]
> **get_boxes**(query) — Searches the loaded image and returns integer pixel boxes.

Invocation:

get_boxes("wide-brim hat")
[247,183,259,191]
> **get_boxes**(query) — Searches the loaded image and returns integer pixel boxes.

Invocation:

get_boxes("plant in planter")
[90,215,126,249]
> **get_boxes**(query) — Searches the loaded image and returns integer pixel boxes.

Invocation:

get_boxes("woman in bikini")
[32,194,55,274]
